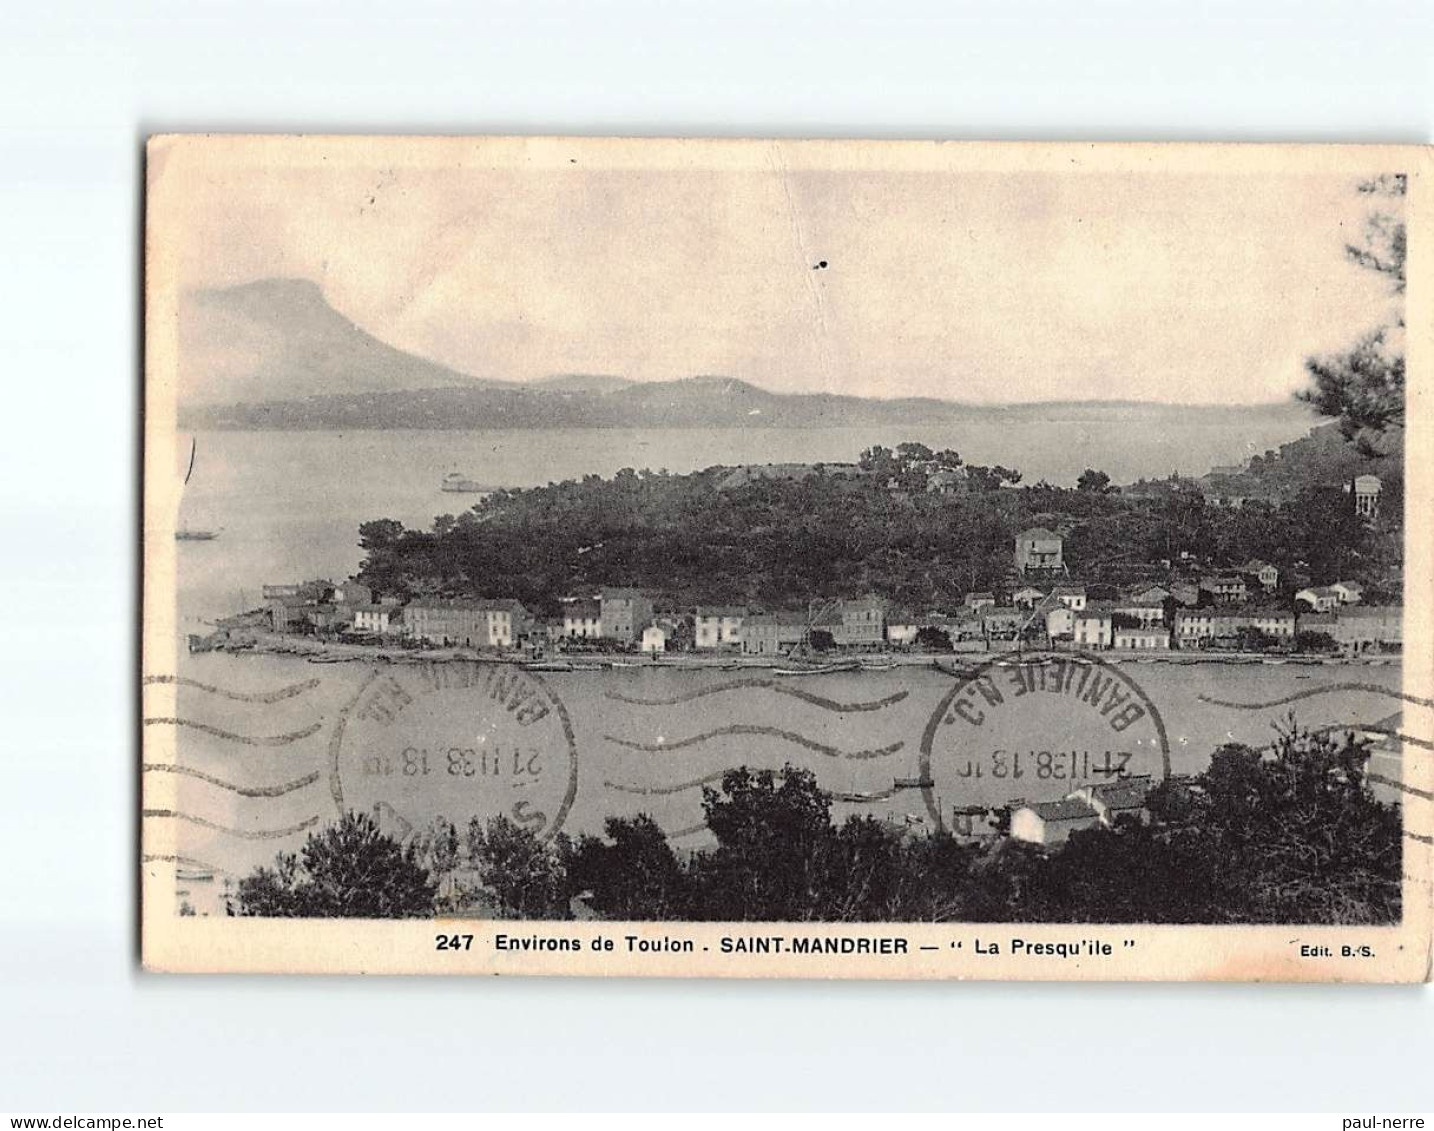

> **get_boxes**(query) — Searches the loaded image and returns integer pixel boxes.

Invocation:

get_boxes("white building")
[1009,798,1101,846]
[641,624,668,653]
[1296,587,1340,613]
[352,604,399,634]
[561,600,603,639]
[1352,474,1382,517]
[694,606,745,649]
[1113,626,1170,650]
[1330,581,1364,606]
[1072,608,1112,650]
[1046,606,1075,639]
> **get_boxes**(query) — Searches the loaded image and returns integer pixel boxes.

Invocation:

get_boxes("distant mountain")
[531,373,636,394]
[176,276,1318,439]
[180,372,1316,434]
[178,278,503,406]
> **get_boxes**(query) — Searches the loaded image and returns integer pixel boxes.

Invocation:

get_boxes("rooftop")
[1026,798,1099,823]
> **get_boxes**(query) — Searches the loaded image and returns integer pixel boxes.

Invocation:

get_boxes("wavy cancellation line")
[1197,683,1434,711]
[142,809,319,839]
[142,763,321,797]
[142,853,233,876]
[606,771,900,803]
[142,717,323,746]
[605,679,909,713]
[604,724,904,761]
[142,674,322,703]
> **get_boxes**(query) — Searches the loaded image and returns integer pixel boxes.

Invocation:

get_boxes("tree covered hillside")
[355,440,1400,613]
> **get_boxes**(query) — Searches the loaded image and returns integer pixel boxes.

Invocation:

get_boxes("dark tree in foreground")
[691,765,835,921]
[1300,174,1405,452]
[232,811,436,918]
[569,815,690,919]
[467,814,569,919]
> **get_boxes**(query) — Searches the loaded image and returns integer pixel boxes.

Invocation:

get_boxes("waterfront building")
[352,604,400,634]
[599,588,653,643]
[1112,625,1170,650]
[1072,607,1113,650]
[1331,606,1402,654]
[1113,597,1166,628]
[1046,606,1075,639]
[561,600,603,639]
[406,599,525,647]
[1249,607,1297,641]
[741,613,809,656]
[834,597,885,647]
[694,606,746,649]
[884,610,921,646]
[640,623,667,653]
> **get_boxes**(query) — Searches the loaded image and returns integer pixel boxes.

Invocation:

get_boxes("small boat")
[774,660,860,676]
[175,529,219,541]
[522,660,575,672]
[893,776,934,790]
[441,472,496,493]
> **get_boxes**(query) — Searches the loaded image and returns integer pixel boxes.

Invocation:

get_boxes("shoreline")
[191,630,1399,671]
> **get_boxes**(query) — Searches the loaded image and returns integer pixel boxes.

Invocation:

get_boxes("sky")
[168,150,1404,405]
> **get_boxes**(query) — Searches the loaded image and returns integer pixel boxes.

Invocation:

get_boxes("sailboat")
[175,436,221,539]
[441,471,497,493]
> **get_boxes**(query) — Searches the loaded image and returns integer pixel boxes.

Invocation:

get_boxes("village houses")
[1241,559,1280,591]
[561,599,603,639]
[693,606,746,650]
[833,597,886,648]
[1010,776,1156,847]
[741,613,809,656]
[1012,585,1045,609]
[406,598,526,648]
[1015,527,1064,575]
[1072,607,1113,649]
[1200,575,1248,605]
[599,588,654,644]
[1296,586,1341,613]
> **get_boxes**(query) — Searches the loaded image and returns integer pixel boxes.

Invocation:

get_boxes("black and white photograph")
[141,137,1429,978]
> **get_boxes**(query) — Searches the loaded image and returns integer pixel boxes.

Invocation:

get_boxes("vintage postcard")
[143,136,1431,979]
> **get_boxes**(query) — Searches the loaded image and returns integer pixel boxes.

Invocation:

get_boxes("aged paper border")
[142,135,1433,980]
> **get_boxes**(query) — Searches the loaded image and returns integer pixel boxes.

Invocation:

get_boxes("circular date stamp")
[919,652,1172,830]
[328,663,579,840]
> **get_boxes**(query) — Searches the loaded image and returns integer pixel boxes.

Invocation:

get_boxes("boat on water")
[893,776,934,790]
[773,660,860,676]
[441,472,497,493]
[522,661,575,672]
[175,528,219,541]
